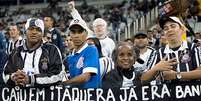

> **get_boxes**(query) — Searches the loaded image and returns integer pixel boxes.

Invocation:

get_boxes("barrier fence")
[121,6,159,41]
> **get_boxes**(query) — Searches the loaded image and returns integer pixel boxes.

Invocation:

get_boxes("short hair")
[44,15,56,27]
[112,42,140,66]
[93,18,107,27]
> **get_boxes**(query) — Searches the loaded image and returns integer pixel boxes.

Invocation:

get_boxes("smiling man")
[63,19,101,88]
[3,18,63,87]
[141,16,201,84]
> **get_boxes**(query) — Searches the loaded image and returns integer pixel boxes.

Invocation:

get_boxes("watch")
[176,72,182,80]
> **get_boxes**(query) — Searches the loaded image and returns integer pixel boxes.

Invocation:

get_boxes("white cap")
[69,19,88,30]
[25,18,44,34]
[159,16,187,30]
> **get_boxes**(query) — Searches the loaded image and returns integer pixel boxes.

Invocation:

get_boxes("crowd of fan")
[0,0,201,88]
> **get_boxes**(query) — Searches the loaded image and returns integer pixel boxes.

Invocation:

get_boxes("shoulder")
[86,45,98,51]
[42,43,60,52]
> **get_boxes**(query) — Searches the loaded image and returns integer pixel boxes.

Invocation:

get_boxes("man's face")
[163,21,183,43]
[70,25,87,48]
[93,24,106,37]
[195,32,201,40]
[134,35,148,49]
[26,26,43,44]
[65,36,74,50]
[9,26,20,39]
[117,45,135,69]
[44,17,53,29]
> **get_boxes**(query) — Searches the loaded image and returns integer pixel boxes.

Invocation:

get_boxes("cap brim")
[159,17,176,29]
[69,24,85,30]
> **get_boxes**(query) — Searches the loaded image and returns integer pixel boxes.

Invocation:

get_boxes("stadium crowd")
[0,0,201,88]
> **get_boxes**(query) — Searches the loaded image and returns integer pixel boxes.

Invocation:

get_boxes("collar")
[22,40,42,53]
[164,41,188,53]
[49,28,54,32]
[72,43,88,55]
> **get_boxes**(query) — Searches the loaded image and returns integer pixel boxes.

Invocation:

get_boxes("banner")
[1,81,201,101]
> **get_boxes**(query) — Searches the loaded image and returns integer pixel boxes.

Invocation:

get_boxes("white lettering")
[161,84,170,98]
[119,87,129,101]
[2,88,9,101]
[62,88,71,101]
[106,89,115,101]
[176,86,183,98]
[142,86,149,100]
[96,89,105,101]
[128,87,138,100]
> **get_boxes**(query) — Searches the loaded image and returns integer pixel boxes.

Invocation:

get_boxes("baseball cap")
[25,18,44,34]
[69,19,88,31]
[159,16,186,29]
[134,32,147,38]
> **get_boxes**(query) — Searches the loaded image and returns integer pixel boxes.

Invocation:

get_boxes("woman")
[102,42,141,88]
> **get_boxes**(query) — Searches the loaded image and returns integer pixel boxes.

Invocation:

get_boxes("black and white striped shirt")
[134,46,157,73]
[150,41,201,84]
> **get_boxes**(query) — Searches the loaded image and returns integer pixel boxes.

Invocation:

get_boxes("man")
[63,19,101,88]
[68,1,115,58]
[7,24,23,54]
[93,18,115,57]
[3,18,63,87]
[44,16,64,56]
[141,16,201,84]
[132,32,156,73]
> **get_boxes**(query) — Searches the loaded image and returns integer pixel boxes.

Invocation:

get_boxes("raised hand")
[67,0,75,12]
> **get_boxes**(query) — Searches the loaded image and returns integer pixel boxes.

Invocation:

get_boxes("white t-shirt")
[99,37,115,58]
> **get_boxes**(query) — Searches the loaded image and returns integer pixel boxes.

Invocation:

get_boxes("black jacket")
[102,67,142,88]
[3,42,63,87]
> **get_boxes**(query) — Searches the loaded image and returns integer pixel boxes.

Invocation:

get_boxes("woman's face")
[117,45,135,69]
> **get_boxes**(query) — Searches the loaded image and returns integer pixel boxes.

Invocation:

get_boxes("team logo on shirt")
[180,50,191,63]
[41,58,48,70]
[76,57,84,68]
[53,34,57,40]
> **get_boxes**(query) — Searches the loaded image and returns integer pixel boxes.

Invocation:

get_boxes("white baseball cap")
[69,19,88,30]
[25,18,44,34]
[159,16,187,30]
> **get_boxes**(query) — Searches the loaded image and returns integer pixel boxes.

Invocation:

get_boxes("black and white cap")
[25,18,44,34]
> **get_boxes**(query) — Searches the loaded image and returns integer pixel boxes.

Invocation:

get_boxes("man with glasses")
[63,19,101,88]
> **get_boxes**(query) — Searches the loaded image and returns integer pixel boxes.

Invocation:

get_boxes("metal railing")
[121,6,159,41]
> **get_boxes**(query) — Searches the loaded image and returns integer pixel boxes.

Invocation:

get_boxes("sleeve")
[70,9,83,20]
[33,45,64,85]
[2,51,19,86]
[82,46,99,75]
[192,45,201,68]
[146,50,158,70]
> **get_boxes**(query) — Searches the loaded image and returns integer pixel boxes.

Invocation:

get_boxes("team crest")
[76,57,84,68]
[41,58,48,70]
[180,53,191,63]
[53,34,57,40]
